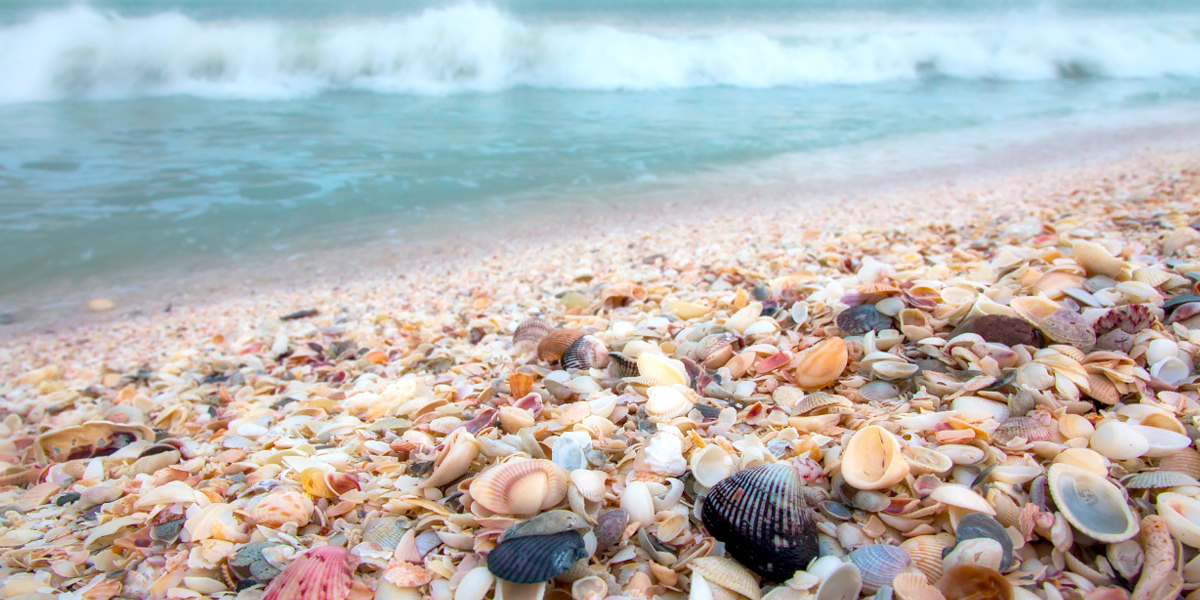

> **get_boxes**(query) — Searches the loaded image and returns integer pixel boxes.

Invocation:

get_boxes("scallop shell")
[469,458,569,515]
[569,470,607,503]
[561,336,610,371]
[1122,471,1200,490]
[1160,448,1200,480]
[892,572,943,600]
[538,329,586,363]
[250,489,313,530]
[935,566,1012,600]
[1085,374,1120,405]
[837,305,892,336]
[971,315,1037,347]
[849,545,913,594]
[263,546,353,600]
[1038,308,1096,349]
[1094,305,1154,339]
[690,445,735,488]
[992,417,1053,445]
[644,385,695,420]
[1156,492,1200,548]
[691,557,762,600]
[515,318,553,349]
[487,531,588,583]
[1046,463,1139,543]
[900,534,954,583]
[700,464,819,581]
[841,426,910,491]
[1073,241,1126,278]
[794,337,849,390]
[636,353,689,387]
[954,513,1013,571]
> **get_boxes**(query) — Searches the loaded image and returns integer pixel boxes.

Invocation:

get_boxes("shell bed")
[1,151,1200,600]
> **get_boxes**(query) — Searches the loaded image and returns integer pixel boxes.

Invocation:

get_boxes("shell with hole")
[840,426,910,491]
[469,458,569,516]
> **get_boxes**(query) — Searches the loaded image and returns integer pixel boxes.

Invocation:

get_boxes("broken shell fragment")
[1047,463,1139,543]
[935,565,1012,600]
[953,513,1013,571]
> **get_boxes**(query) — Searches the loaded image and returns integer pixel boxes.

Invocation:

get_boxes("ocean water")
[1,0,1199,303]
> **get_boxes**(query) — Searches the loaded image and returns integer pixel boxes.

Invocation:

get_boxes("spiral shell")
[250,489,313,530]
[468,458,569,515]
[794,338,849,390]
[700,464,819,581]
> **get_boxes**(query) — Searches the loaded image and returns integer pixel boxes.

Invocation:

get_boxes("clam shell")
[934,565,1012,600]
[469,458,569,515]
[954,513,1013,571]
[538,329,586,363]
[569,470,607,503]
[794,338,849,390]
[1073,240,1126,278]
[645,386,695,420]
[1038,308,1096,348]
[1046,463,1139,543]
[942,538,1003,572]
[498,510,591,543]
[971,315,1037,347]
[1127,423,1192,457]
[849,545,913,593]
[891,572,943,600]
[903,446,953,476]
[1009,296,1061,327]
[1089,421,1149,460]
[487,530,589,583]
[1029,271,1086,298]
[900,534,954,583]
[1059,414,1096,441]
[807,556,863,600]
[250,489,313,530]
[691,557,762,600]
[515,318,553,349]
[841,426,910,491]
[837,305,892,336]
[262,545,352,600]
[1053,447,1110,476]
[1156,492,1200,548]
[690,445,735,488]
[930,484,994,516]
[1122,470,1200,490]
[636,353,689,387]
[1160,448,1200,479]
[1150,356,1190,385]
[700,464,819,581]
[561,336,610,371]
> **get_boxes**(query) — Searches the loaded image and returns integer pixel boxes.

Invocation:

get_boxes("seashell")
[594,509,627,552]
[1053,447,1110,476]
[954,513,1013,571]
[1030,271,1086,298]
[1073,241,1126,278]
[561,336,610,371]
[645,386,695,420]
[841,426,910,491]
[569,470,607,503]
[457,567,496,600]
[872,360,920,380]
[671,300,712,320]
[837,305,892,336]
[935,566,1012,600]
[1058,413,1095,440]
[691,557,762,600]
[515,319,553,350]
[1106,539,1144,582]
[424,428,481,489]
[806,555,864,600]
[700,464,819,581]
[1009,296,1061,327]
[636,353,689,387]
[693,333,742,369]
[904,446,953,476]
[1122,470,1200,490]
[34,421,154,465]
[971,315,1037,347]
[992,417,1053,445]
[539,329,586,363]
[1127,423,1192,457]
[620,481,655,525]
[571,576,606,600]
[469,458,569,515]
[1094,304,1155,336]
[499,406,536,433]
[228,541,287,583]
[251,489,314,530]
[937,445,986,466]
[262,545,352,600]
[1134,267,1173,288]
[891,572,944,600]
[1150,357,1190,385]
[849,545,913,594]
[487,530,589,583]
[1156,492,1200,548]
[364,517,409,549]
[135,481,203,509]
[988,465,1042,486]
[498,510,591,544]
[794,338,849,390]
[859,380,900,402]
[1085,275,1118,292]
[930,484,995,516]
[1160,448,1200,479]
[1047,463,1139,543]
[901,534,955,583]
[607,352,639,378]
[1038,308,1096,349]
[690,445,734,488]
[942,538,1003,572]
[1089,421,1149,460]
[793,392,853,416]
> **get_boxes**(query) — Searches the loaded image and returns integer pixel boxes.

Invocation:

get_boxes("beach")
[1,139,1199,599]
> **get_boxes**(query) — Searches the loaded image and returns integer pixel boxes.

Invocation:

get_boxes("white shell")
[1158,493,1200,548]
[1089,421,1149,460]
[636,354,689,387]
[930,484,996,516]
[690,445,734,488]
[1047,463,1139,543]
[645,386,695,420]
[1127,423,1192,458]
[1146,339,1180,365]
[949,397,1009,422]
[840,426,910,491]
[620,481,655,525]
[1151,357,1190,385]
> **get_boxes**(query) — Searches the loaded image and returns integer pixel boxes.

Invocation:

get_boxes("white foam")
[0,2,1198,103]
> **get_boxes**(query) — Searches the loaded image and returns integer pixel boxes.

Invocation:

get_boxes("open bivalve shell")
[469,458,569,515]
[807,556,863,600]
[700,464,819,582]
[849,545,915,593]
[1047,463,1139,543]
[841,426,910,491]
[262,545,353,600]
[1157,492,1200,548]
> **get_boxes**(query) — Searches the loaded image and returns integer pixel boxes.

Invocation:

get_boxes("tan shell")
[1123,471,1200,489]
[900,533,955,584]
[1073,240,1126,278]
[423,428,481,488]
[538,329,586,362]
[1009,296,1061,327]
[1133,267,1172,288]
[1029,271,1086,298]
[468,458,569,515]
[645,385,695,420]
[793,392,853,416]
[1160,448,1200,480]
[514,318,553,349]
[251,489,314,530]
[904,445,953,476]
[569,470,607,503]
[841,426,910,491]
[794,338,849,390]
[1038,308,1097,348]
[636,353,689,387]
[1085,374,1120,405]
[691,557,762,600]
[893,572,946,600]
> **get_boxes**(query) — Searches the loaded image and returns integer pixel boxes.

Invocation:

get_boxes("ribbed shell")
[691,557,762,600]
[1094,304,1155,336]
[363,517,408,549]
[262,546,352,600]
[836,305,892,336]
[699,464,818,582]
[1122,470,1200,490]
[514,318,553,347]
[991,417,1053,445]
[1038,308,1096,348]
[793,392,853,416]
[1160,448,1200,480]
[644,386,694,420]
[486,531,588,583]
[849,545,913,593]
[250,489,313,529]
[560,336,609,371]
[538,329,586,362]
[469,458,569,515]
[955,513,1013,571]
[900,534,953,583]
[607,352,639,378]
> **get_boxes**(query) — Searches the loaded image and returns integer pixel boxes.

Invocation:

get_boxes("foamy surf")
[1,2,1199,103]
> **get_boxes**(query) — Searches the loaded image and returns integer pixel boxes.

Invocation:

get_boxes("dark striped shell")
[836,305,892,336]
[537,329,586,362]
[952,513,1014,571]
[700,464,819,582]
[972,315,1038,347]
[486,530,588,583]
[560,335,610,371]
[607,352,639,378]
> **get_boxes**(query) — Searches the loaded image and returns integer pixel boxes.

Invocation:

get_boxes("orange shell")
[794,338,849,390]
[468,458,569,515]
[263,545,353,600]
[537,329,586,362]
[251,489,314,529]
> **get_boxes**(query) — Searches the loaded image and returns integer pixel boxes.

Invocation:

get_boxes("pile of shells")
[1,152,1199,600]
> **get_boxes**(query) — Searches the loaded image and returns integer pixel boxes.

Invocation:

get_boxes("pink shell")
[263,546,353,600]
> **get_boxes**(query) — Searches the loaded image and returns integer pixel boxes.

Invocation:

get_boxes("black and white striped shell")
[607,352,639,378]
[486,530,589,583]
[836,305,892,336]
[560,335,610,371]
[699,464,819,582]
[952,513,1014,571]
[1122,470,1200,490]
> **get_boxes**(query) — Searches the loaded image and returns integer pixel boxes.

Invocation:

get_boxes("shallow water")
[0,0,1198,301]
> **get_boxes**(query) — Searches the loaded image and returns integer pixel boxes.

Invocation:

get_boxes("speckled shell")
[1160,448,1200,480]
[849,545,913,593]
[487,530,589,583]
[469,458,569,515]
[262,545,353,600]
[1122,470,1200,490]
[836,305,892,336]
[1095,304,1155,336]
[954,513,1013,571]
[1038,308,1096,348]
[250,489,313,530]
[514,318,553,349]
[1047,463,1139,543]
[700,464,819,582]
[794,338,849,390]
[538,329,586,362]
[972,315,1038,347]
[561,336,610,371]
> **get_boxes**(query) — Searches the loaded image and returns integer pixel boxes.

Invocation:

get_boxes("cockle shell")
[644,385,695,420]
[561,336,610,371]
[900,534,955,583]
[841,426,910,491]
[849,545,914,593]
[1123,471,1200,490]
[935,566,1012,600]
[700,464,819,581]
[794,338,849,390]
[636,353,689,387]
[1073,240,1126,278]
[487,531,588,583]
[1160,448,1200,479]
[1047,463,1139,542]
[569,470,607,503]
[892,572,944,600]
[1156,492,1200,548]
[691,557,762,600]
[514,318,553,350]
[251,489,314,530]
[1128,423,1192,457]
[469,458,569,515]
[837,305,892,336]
[263,545,353,600]
[538,329,586,363]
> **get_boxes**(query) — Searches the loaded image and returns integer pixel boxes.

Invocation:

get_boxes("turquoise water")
[1,0,1199,298]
